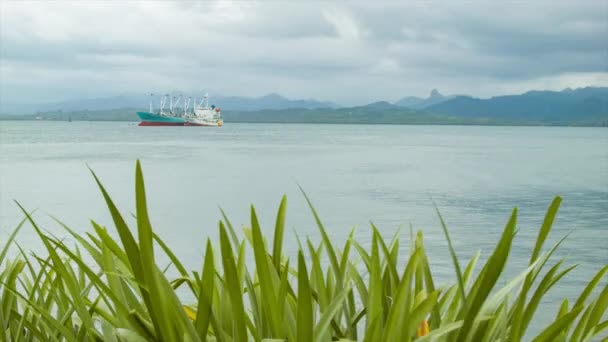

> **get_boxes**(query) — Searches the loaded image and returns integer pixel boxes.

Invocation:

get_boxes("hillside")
[426,87,608,125]
[394,89,458,109]
[2,87,607,126]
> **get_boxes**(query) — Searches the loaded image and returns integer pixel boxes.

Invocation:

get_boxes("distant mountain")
[3,87,607,126]
[48,95,151,112]
[425,87,608,124]
[0,93,336,115]
[214,93,336,111]
[0,94,154,115]
[394,89,458,109]
[360,101,398,110]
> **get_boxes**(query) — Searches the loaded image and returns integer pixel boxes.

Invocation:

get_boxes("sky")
[1,0,607,106]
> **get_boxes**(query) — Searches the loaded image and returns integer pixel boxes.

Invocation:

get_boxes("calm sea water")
[1,120,607,335]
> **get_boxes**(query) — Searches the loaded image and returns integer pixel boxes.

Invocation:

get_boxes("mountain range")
[1,87,606,126]
[423,87,608,124]
[222,87,607,126]
[394,89,458,109]
[0,93,336,114]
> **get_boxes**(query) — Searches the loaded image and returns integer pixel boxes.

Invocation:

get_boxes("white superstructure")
[185,93,223,126]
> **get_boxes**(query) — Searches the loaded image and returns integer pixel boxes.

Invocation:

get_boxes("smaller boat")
[184,94,223,127]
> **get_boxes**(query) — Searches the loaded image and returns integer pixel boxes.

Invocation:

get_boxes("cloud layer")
[1,1,607,105]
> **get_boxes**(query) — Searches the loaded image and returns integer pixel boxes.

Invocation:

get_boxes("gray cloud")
[0,0,606,105]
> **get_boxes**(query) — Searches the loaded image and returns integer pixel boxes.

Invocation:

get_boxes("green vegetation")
[0,109,141,122]
[1,161,607,341]
[3,104,607,126]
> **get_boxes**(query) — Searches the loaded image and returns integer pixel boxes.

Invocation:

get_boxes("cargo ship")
[137,93,222,127]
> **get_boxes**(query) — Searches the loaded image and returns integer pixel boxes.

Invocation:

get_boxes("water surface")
[1,121,607,335]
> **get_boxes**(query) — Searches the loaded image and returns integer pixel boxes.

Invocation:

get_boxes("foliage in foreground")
[1,161,607,342]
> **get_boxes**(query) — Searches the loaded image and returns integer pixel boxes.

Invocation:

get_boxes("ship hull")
[136,112,185,126]
[184,121,223,127]
[138,121,184,126]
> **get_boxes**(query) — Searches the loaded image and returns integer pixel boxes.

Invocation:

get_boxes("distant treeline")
[1,107,607,126]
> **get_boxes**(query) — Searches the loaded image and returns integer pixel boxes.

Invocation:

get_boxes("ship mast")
[174,95,183,114]
[184,97,191,115]
[160,94,169,114]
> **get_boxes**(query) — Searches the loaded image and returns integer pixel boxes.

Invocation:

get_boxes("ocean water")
[1,120,607,336]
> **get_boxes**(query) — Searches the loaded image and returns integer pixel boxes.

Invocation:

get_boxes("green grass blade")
[195,239,215,339]
[300,188,343,291]
[314,287,349,341]
[511,196,562,341]
[272,195,287,271]
[531,197,562,265]
[297,251,313,342]
[89,166,143,282]
[15,201,97,339]
[405,290,438,338]
[531,305,584,342]
[4,285,80,342]
[134,160,178,342]
[521,262,577,335]
[153,232,189,278]
[371,223,399,286]
[219,208,240,249]
[415,321,464,342]
[219,221,247,342]
[366,232,383,338]
[573,265,608,309]
[0,214,30,265]
[250,205,282,338]
[457,207,517,341]
[382,247,422,341]
[434,202,467,306]
[593,319,608,337]
[581,282,608,338]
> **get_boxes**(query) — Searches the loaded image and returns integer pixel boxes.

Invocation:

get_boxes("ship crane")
[198,93,209,109]
[172,95,183,114]
[160,94,169,114]
[184,97,191,115]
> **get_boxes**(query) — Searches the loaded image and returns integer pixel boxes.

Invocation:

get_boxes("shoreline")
[1,118,606,128]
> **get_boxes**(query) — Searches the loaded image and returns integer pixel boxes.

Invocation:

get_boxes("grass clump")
[1,161,607,341]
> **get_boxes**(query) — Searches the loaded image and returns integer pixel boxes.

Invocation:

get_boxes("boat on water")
[184,94,223,127]
[137,93,222,127]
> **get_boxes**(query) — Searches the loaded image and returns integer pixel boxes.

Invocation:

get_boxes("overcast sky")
[1,0,607,105]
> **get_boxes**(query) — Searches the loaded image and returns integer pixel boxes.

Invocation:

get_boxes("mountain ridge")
[425,86,608,123]
[0,93,337,114]
[394,89,459,109]
[1,87,606,126]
